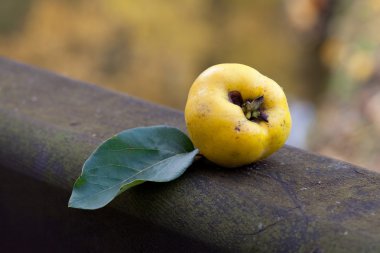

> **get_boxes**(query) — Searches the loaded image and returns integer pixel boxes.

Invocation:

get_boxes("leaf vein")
[70,151,194,206]
[107,147,179,154]
[87,164,141,173]
[85,174,125,182]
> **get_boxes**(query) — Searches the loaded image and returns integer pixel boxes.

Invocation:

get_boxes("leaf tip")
[67,195,76,208]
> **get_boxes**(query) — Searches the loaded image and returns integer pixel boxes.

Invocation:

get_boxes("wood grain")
[1,58,380,252]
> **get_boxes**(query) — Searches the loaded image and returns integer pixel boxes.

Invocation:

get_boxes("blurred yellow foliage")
[285,0,320,31]
[346,52,375,82]
[320,37,342,68]
[311,0,380,171]
[0,0,310,109]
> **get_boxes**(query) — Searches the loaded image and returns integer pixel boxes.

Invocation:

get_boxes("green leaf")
[68,125,199,210]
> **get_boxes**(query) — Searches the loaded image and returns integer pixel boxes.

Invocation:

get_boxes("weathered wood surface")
[1,57,380,252]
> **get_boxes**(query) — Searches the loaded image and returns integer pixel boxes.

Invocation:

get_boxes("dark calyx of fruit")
[228,90,268,122]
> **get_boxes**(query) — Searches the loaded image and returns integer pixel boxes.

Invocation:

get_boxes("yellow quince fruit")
[185,63,292,168]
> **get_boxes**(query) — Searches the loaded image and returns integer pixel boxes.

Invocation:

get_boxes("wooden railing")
[1,57,380,252]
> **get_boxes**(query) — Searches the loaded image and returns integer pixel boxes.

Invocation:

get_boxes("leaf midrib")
[69,150,195,207]
[107,147,188,154]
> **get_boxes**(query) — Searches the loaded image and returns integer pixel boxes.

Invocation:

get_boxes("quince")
[185,63,292,168]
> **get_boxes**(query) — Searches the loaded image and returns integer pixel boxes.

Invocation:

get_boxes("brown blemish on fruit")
[197,104,211,118]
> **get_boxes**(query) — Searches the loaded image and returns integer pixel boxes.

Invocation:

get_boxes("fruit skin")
[185,63,292,168]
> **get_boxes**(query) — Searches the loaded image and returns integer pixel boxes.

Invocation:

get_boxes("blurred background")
[1,0,380,171]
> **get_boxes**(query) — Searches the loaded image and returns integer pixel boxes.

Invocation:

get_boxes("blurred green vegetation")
[0,0,32,34]
[0,0,325,109]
